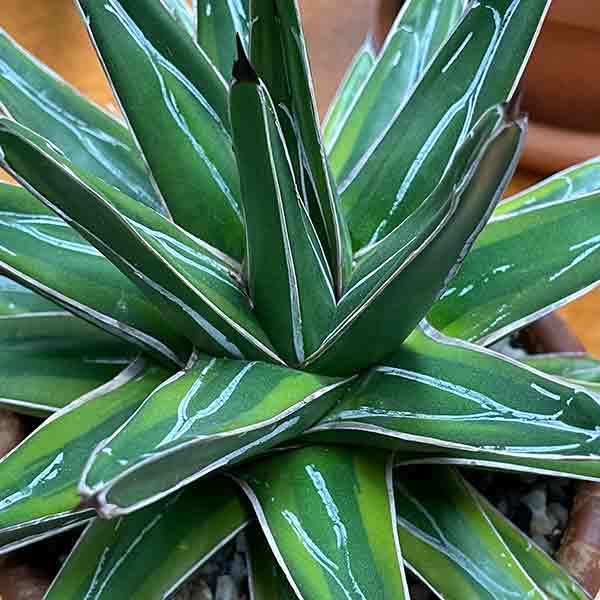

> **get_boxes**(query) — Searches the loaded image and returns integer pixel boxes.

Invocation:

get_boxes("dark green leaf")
[341,0,550,250]
[0,121,281,364]
[395,466,546,599]
[0,30,167,216]
[76,0,244,258]
[46,477,251,599]
[196,0,250,79]
[306,110,524,376]
[236,446,409,599]
[308,326,600,481]
[322,37,375,153]
[231,73,335,366]
[429,190,600,345]
[80,356,348,516]
[0,359,169,554]
[0,182,188,365]
[250,0,352,293]
[161,0,195,36]
[328,0,466,183]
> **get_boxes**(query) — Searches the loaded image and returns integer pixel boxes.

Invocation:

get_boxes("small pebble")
[522,487,559,537]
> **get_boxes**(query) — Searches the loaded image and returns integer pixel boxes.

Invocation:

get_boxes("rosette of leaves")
[0,0,598,598]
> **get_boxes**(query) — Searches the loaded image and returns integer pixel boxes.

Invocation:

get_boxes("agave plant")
[0,0,600,597]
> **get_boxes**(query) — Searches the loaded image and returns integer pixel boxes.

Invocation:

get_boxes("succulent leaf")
[236,445,409,600]
[161,0,195,37]
[524,353,600,386]
[45,477,251,599]
[308,326,600,480]
[429,186,600,345]
[231,71,336,365]
[0,182,188,365]
[76,0,244,258]
[196,0,250,79]
[0,359,169,554]
[341,0,551,250]
[328,0,466,184]
[250,0,353,294]
[306,107,524,375]
[0,30,167,216]
[80,356,349,516]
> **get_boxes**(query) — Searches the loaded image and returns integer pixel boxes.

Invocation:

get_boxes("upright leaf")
[308,326,600,481]
[429,190,600,345]
[236,446,409,599]
[231,59,335,366]
[328,0,466,183]
[306,109,524,376]
[0,359,169,554]
[0,182,188,365]
[395,466,546,599]
[46,478,251,600]
[0,120,281,364]
[196,0,250,79]
[76,0,244,258]
[341,0,550,250]
[161,0,195,36]
[250,0,352,294]
[80,357,348,516]
[0,30,167,216]
[322,37,375,153]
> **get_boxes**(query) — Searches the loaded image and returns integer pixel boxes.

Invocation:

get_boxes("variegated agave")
[0,0,599,597]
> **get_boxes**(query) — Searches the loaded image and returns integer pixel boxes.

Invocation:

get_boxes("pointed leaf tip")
[233,35,258,84]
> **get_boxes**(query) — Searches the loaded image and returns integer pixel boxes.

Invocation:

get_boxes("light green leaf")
[161,0,195,37]
[395,466,546,599]
[46,477,251,600]
[341,0,550,250]
[322,37,375,153]
[306,109,524,376]
[247,524,299,600]
[523,353,600,385]
[0,30,167,216]
[478,489,590,600]
[0,348,131,417]
[0,359,169,554]
[0,121,281,364]
[495,155,600,217]
[231,66,335,366]
[76,0,244,258]
[196,0,250,79]
[250,0,352,294]
[429,190,600,345]
[328,0,466,183]
[0,182,188,365]
[308,326,600,481]
[236,446,409,600]
[80,356,348,517]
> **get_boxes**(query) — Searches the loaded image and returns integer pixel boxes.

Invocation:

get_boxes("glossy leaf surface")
[237,446,409,600]
[231,73,335,365]
[0,349,130,416]
[429,190,600,345]
[495,155,600,217]
[161,0,195,36]
[306,112,524,376]
[81,357,348,516]
[46,478,251,600]
[196,0,250,79]
[308,327,600,480]
[0,121,280,364]
[395,466,545,599]
[479,491,590,600]
[523,354,600,385]
[250,0,352,293]
[322,38,375,153]
[0,182,188,365]
[0,30,166,216]
[328,0,466,183]
[77,0,244,258]
[0,360,168,553]
[247,524,298,600]
[341,0,550,249]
